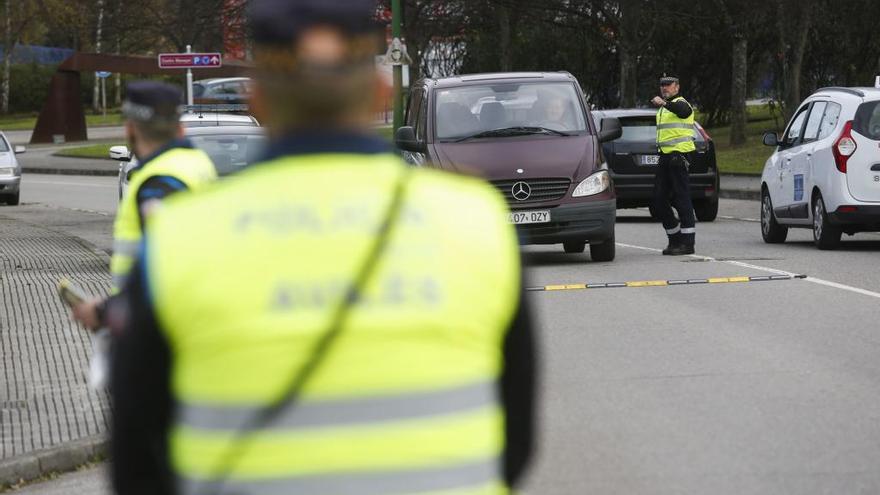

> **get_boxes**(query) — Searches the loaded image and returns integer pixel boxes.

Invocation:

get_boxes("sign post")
[186,45,193,106]
[157,49,223,105]
[96,71,112,118]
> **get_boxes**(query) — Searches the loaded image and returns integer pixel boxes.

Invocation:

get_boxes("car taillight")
[695,123,711,141]
[832,120,857,173]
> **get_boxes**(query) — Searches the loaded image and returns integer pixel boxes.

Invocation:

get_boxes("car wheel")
[760,188,787,243]
[694,196,719,222]
[2,192,19,206]
[563,241,586,254]
[813,193,841,250]
[589,231,616,262]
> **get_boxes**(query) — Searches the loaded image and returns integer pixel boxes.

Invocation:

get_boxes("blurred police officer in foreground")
[651,75,697,255]
[109,1,536,494]
[70,82,216,331]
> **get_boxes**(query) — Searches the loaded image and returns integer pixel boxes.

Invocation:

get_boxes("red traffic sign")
[158,52,222,69]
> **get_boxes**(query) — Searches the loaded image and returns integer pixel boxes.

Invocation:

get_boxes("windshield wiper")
[453,126,573,142]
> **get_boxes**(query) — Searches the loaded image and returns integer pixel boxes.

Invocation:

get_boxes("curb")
[22,167,118,177]
[720,188,760,201]
[0,436,107,489]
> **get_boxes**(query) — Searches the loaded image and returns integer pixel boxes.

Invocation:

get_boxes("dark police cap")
[122,81,183,122]
[660,75,680,85]
[249,0,378,45]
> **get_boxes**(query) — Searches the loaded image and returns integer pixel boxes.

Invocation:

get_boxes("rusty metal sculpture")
[31,53,252,144]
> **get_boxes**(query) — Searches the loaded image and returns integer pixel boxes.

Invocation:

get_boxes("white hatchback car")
[761,86,880,249]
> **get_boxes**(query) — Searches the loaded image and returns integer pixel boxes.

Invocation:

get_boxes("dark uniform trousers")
[653,151,696,246]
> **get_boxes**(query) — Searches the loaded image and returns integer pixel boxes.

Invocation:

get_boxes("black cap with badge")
[121,81,184,123]
[660,75,680,85]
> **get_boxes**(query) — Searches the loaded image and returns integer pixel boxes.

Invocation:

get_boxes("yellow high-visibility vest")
[145,153,521,495]
[110,146,216,291]
[656,96,697,154]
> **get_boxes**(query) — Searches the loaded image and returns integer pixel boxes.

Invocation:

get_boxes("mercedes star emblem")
[511,181,531,201]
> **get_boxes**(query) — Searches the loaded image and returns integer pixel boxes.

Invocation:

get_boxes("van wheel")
[2,192,19,206]
[813,193,841,250]
[761,188,787,243]
[563,241,585,254]
[589,232,616,262]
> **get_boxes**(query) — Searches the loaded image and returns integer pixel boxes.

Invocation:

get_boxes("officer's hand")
[71,299,102,332]
[651,96,665,107]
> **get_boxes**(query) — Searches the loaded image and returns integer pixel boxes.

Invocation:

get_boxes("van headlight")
[572,170,610,197]
[0,167,14,177]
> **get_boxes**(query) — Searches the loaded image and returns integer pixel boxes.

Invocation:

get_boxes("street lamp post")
[392,0,403,132]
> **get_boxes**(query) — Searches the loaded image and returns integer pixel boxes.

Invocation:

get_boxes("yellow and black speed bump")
[526,274,807,292]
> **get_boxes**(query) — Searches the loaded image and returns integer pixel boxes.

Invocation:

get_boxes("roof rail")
[183,104,249,114]
[815,87,865,98]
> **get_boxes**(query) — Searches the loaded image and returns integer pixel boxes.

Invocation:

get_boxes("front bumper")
[0,176,21,194]
[513,198,616,245]
[612,171,718,206]
[829,205,880,230]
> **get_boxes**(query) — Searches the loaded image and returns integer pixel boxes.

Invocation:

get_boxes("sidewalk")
[719,174,761,201]
[0,207,111,488]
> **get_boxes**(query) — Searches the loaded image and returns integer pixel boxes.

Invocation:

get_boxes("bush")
[5,63,57,114]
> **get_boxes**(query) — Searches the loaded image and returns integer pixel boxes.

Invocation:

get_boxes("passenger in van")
[437,101,481,137]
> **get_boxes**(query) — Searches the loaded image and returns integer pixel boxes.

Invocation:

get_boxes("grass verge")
[0,112,123,132]
[704,104,786,175]
[53,143,123,159]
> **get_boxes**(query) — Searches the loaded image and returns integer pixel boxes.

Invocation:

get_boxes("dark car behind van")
[592,108,720,221]
[395,72,622,261]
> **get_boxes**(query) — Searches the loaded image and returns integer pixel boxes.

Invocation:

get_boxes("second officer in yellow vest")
[651,75,698,255]
[70,81,216,332]
[108,2,536,495]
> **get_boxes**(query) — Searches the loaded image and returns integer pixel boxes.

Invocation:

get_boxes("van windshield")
[435,82,587,140]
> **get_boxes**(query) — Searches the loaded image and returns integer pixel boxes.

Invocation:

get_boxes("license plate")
[509,210,550,225]
[640,154,660,166]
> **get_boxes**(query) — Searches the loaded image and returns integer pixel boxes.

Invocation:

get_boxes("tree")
[776,0,815,121]
[1,0,42,114]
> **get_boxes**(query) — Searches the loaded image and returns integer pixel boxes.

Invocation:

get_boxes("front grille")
[490,178,571,205]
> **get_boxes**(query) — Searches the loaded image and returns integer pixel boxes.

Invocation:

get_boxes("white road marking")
[719,215,760,223]
[25,179,115,189]
[616,242,880,300]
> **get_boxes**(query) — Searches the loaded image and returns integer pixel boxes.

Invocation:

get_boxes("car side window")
[817,102,841,140]
[415,90,428,142]
[802,101,827,143]
[405,88,423,129]
[782,104,810,148]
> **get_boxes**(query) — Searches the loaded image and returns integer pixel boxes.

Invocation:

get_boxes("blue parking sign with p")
[193,56,201,65]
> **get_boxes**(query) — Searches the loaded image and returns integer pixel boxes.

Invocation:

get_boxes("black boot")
[665,244,695,256]
[662,243,678,255]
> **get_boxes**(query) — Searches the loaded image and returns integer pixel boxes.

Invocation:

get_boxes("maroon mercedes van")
[395,72,622,261]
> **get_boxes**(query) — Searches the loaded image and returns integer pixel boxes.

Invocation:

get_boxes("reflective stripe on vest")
[110,147,216,291]
[178,379,494,431]
[145,153,520,493]
[656,96,697,154]
[179,457,503,495]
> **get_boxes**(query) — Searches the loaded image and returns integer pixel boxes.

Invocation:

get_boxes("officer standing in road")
[109,2,536,495]
[70,81,216,331]
[651,75,697,255]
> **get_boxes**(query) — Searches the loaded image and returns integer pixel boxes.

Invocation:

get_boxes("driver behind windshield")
[531,94,573,131]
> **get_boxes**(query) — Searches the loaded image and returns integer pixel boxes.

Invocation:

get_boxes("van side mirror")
[762,132,779,147]
[13,145,26,154]
[394,126,426,153]
[598,117,623,143]
[109,145,132,161]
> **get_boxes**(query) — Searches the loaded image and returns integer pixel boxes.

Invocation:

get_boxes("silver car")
[0,132,25,206]
[114,111,263,199]
[113,124,266,199]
